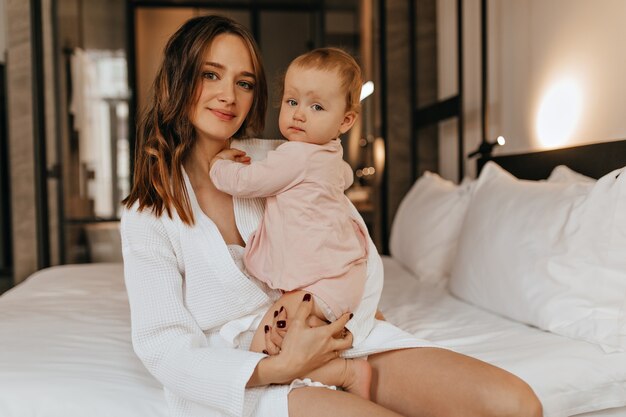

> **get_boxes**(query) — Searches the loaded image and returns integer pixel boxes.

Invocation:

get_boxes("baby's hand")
[210,148,251,170]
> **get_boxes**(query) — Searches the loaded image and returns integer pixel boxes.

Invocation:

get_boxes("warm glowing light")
[536,78,582,148]
[373,137,385,184]
[360,81,374,101]
[497,135,506,146]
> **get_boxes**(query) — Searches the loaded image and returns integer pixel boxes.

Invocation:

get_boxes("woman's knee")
[488,375,543,417]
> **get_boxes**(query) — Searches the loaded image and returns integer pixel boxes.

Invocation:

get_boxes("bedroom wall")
[490,0,626,156]
[438,0,626,180]
[5,0,39,284]
[0,0,5,63]
[438,0,626,179]
[4,0,60,284]
[437,0,483,181]
[0,0,8,291]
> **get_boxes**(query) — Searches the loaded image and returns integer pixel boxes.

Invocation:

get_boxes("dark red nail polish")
[264,325,269,333]
[279,306,284,313]
[263,350,268,355]
[303,293,311,302]
[349,313,354,319]
[273,310,278,318]
[277,320,286,328]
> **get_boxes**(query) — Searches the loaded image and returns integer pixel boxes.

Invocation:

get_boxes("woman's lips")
[210,109,235,121]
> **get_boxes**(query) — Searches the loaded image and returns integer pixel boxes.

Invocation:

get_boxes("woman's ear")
[339,111,358,134]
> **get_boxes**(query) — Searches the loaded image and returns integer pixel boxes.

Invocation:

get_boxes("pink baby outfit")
[210,139,368,319]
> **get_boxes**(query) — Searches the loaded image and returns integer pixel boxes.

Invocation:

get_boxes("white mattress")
[0,261,624,417]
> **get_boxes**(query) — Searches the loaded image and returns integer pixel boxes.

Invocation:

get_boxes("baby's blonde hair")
[288,47,363,113]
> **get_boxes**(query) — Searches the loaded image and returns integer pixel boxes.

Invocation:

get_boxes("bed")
[1,141,625,417]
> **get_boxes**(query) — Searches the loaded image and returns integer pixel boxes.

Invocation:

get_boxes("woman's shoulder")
[232,138,286,160]
[121,202,170,236]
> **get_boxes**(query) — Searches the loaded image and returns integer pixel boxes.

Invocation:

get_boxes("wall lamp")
[468,135,506,158]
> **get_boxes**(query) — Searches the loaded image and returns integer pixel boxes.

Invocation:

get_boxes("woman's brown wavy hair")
[122,15,268,225]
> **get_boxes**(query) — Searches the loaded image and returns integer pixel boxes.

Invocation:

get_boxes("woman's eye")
[202,72,218,80]
[238,80,254,90]
[312,104,324,111]
[286,99,297,106]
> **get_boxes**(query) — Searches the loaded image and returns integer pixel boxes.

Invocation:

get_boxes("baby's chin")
[284,135,333,146]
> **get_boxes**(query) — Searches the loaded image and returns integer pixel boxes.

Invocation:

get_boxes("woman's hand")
[273,294,353,382]
[263,306,288,355]
[247,293,353,387]
[264,304,340,355]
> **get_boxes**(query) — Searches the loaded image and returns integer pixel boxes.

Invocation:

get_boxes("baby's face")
[279,66,356,145]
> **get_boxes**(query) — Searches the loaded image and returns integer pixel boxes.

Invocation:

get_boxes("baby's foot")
[343,359,372,400]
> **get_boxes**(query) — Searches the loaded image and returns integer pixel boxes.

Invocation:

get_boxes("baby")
[210,48,372,398]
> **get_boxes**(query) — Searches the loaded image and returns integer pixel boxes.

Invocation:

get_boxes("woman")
[121,15,542,417]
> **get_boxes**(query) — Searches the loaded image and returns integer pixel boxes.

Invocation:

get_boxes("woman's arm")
[122,208,267,416]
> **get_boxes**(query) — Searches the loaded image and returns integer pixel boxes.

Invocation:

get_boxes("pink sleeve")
[210,145,306,198]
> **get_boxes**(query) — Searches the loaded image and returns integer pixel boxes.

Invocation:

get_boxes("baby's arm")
[209,143,307,198]
[210,148,251,167]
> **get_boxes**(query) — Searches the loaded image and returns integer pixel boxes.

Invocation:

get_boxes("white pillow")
[449,162,626,352]
[547,165,595,184]
[389,172,473,284]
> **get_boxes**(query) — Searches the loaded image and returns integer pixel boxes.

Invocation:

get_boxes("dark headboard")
[477,139,626,180]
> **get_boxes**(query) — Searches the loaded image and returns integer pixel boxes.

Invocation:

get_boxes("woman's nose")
[217,81,235,103]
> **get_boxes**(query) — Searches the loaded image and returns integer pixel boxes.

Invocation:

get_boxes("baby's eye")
[312,104,324,111]
[286,99,297,106]
[237,80,254,90]
[202,72,218,80]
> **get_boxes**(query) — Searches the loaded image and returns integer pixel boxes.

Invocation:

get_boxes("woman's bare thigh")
[288,386,402,417]
[367,347,542,417]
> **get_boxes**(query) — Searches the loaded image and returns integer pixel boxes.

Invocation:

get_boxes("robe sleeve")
[121,207,266,417]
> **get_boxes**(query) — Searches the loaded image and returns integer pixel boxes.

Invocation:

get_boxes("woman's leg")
[368,348,543,417]
[304,358,372,400]
[288,386,401,417]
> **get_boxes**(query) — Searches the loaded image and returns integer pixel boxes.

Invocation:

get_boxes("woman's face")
[190,34,256,144]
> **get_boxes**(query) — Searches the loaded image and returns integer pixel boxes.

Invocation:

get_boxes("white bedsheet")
[0,261,625,417]
[379,256,626,417]
[0,264,168,417]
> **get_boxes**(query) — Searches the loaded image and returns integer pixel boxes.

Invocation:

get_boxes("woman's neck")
[184,137,229,178]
